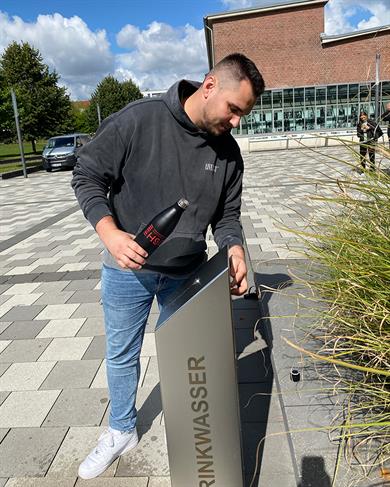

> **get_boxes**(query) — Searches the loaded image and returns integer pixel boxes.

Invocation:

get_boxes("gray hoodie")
[71,80,244,276]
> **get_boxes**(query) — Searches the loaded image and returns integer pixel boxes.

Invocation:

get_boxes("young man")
[72,53,264,479]
[357,111,383,171]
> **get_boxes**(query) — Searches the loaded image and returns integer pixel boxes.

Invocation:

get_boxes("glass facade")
[235,80,390,135]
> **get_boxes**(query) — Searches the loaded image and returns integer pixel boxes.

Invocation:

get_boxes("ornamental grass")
[287,140,390,483]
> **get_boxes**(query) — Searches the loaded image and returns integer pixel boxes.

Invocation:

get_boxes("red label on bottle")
[143,224,166,247]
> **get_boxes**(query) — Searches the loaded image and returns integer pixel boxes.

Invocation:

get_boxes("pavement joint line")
[0,204,80,253]
[0,199,75,207]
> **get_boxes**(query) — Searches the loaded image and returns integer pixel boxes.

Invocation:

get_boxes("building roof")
[321,24,390,44]
[204,0,328,68]
[204,0,327,22]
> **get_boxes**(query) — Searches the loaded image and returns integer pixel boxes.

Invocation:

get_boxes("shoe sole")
[78,436,139,480]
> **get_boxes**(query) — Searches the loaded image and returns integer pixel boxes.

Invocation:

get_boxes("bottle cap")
[177,198,189,209]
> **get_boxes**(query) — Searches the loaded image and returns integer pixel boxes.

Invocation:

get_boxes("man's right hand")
[96,216,148,269]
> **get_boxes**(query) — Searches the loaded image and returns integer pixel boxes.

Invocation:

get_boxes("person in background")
[357,111,383,171]
[381,102,390,149]
[72,53,265,480]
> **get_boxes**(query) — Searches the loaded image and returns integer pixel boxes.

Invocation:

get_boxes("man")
[357,111,383,171]
[72,52,264,479]
[381,102,390,148]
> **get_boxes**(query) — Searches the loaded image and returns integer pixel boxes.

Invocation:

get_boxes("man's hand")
[228,245,248,296]
[96,216,148,269]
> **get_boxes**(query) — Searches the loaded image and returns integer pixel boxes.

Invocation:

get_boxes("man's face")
[201,76,256,136]
[360,114,368,122]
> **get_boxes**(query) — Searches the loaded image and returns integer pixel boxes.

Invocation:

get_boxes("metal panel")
[155,247,244,487]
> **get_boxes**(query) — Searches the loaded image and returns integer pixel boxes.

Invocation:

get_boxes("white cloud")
[0,11,208,98]
[325,0,390,35]
[114,21,208,91]
[221,0,254,9]
[220,0,390,35]
[0,11,114,99]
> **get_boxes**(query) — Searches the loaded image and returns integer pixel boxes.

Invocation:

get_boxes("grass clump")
[291,143,390,481]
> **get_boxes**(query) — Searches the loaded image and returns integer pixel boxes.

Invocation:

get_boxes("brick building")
[204,0,390,134]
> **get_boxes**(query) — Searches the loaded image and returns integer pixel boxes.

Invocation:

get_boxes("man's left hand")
[228,245,248,296]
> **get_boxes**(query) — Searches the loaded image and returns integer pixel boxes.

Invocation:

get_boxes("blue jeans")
[101,264,190,432]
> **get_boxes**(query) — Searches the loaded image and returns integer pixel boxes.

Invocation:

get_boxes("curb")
[0,164,43,179]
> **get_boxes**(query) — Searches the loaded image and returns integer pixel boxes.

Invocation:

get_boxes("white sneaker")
[78,427,138,479]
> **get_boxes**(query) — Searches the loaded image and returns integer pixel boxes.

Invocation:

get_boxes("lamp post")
[10,88,27,178]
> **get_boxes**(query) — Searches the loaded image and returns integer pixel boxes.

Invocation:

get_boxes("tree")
[0,72,14,143]
[86,76,143,133]
[0,42,74,151]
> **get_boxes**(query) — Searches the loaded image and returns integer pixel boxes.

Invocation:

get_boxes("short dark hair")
[210,53,265,98]
[360,111,368,116]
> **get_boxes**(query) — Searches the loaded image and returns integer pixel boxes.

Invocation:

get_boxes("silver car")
[42,133,91,172]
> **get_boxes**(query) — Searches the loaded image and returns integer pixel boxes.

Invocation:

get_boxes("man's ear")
[202,74,217,99]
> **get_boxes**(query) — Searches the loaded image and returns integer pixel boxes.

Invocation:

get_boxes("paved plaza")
[0,146,388,487]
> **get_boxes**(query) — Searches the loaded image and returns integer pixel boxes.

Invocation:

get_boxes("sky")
[0,0,389,100]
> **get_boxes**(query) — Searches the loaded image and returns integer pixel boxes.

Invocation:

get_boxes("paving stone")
[0,285,12,294]
[36,318,85,338]
[33,291,75,305]
[0,364,10,377]
[33,280,70,294]
[36,271,67,282]
[0,392,10,406]
[0,390,61,427]
[0,479,8,487]
[70,302,103,318]
[81,335,105,360]
[76,479,148,487]
[5,479,75,487]
[0,427,8,443]
[135,385,163,427]
[5,275,39,284]
[65,279,99,291]
[142,356,160,388]
[147,478,171,487]
[66,290,101,304]
[38,337,92,361]
[43,388,109,427]
[89,359,107,389]
[76,316,105,336]
[40,359,101,390]
[0,320,49,340]
[0,361,56,391]
[34,303,80,320]
[33,264,63,274]
[47,426,119,478]
[116,424,169,477]
[0,339,51,363]
[0,322,12,334]
[140,333,156,357]
[0,305,45,322]
[0,427,67,477]
[0,296,11,306]
[3,283,41,295]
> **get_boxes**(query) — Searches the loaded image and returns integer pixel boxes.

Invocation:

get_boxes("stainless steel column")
[155,247,244,487]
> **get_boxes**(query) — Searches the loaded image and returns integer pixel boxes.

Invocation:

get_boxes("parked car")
[42,133,91,172]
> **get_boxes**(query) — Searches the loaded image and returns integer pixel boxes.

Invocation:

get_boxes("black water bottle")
[134,198,189,255]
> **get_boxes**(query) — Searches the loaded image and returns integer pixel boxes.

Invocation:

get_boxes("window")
[327,85,337,104]
[262,91,272,109]
[338,85,348,103]
[316,87,326,104]
[305,87,315,106]
[272,90,283,109]
[294,88,304,107]
[349,84,359,103]
[284,89,294,107]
